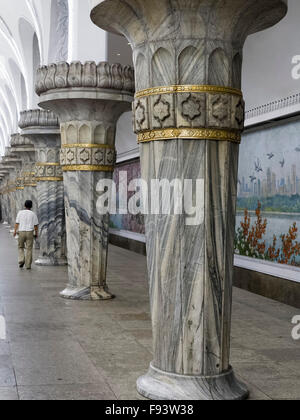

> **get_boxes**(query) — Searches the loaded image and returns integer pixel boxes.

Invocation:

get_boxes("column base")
[60,285,115,301]
[137,363,249,401]
[35,256,68,267]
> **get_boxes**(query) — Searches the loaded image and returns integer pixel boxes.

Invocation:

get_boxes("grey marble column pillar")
[91,0,287,400]
[19,109,67,266]
[1,150,22,230]
[11,135,40,249]
[0,171,10,224]
[36,61,134,300]
[10,134,31,217]
[0,159,19,228]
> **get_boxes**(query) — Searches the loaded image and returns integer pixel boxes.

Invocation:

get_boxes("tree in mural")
[235,202,300,266]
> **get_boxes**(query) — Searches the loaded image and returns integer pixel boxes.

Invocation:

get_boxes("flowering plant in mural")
[235,202,267,259]
[235,202,300,266]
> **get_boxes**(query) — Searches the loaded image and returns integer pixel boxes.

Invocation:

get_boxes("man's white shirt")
[16,210,39,232]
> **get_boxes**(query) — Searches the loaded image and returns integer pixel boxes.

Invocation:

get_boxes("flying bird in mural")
[249,174,257,183]
[279,158,285,168]
[267,153,275,160]
[254,158,263,173]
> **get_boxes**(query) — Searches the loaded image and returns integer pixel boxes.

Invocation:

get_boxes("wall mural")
[112,119,300,267]
[236,119,300,266]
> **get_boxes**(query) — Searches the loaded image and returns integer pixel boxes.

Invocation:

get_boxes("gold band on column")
[36,177,63,182]
[135,84,243,99]
[36,163,60,166]
[23,172,36,176]
[61,143,115,150]
[138,128,241,144]
[62,165,114,172]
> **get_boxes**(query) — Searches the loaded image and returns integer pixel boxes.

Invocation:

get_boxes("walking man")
[13,201,39,270]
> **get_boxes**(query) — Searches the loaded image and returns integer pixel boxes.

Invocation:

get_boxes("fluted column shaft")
[91,0,287,400]
[36,61,134,300]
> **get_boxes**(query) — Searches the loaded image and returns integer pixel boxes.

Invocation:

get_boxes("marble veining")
[36,62,134,300]
[91,0,287,400]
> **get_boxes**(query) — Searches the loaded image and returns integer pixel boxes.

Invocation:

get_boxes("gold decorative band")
[24,183,37,187]
[16,187,24,190]
[61,144,115,150]
[135,84,242,99]
[36,162,60,167]
[62,165,114,172]
[137,128,241,144]
[36,177,63,182]
[23,172,36,176]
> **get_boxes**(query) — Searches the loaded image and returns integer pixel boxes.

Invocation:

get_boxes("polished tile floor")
[0,224,299,400]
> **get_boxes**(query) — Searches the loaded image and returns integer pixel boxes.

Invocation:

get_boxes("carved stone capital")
[19,109,59,129]
[36,61,135,96]
[10,133,33,148]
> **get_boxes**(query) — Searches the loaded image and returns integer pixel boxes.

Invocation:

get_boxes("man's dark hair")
[24,200,33,210]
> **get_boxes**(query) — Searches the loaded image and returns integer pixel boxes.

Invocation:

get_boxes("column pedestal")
[36,61,134,300]
[91,0,287,400]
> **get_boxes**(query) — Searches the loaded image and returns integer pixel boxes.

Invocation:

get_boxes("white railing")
[245,93,300,120]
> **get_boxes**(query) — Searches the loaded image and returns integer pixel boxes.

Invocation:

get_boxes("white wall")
[243,0,300,110]
[68,0,107,63]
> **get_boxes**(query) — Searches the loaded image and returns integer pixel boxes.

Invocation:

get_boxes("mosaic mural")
[236,119,300,266]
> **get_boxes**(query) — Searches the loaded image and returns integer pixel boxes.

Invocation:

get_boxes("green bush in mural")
[235,202,300,267]
[237,194,300,213]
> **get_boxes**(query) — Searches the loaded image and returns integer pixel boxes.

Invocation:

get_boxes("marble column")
[0,161,19,228]
[91,0,288,400]
[19,109,67,266]
[10,134,30,216]
[1,151,22,230]
[11,134,40,249]
[0,171,10,224]
[36,61,134,300]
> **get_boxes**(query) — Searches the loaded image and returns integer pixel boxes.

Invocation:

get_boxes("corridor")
[0,224,299,400]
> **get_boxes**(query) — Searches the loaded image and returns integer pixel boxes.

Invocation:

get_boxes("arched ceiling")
[0,0,108,156]
[0,0,52,155]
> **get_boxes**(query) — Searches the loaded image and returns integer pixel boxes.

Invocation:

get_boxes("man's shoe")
[26,267,31,270]
[19,262,25,268]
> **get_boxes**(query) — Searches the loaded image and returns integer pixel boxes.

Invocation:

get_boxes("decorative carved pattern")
[60,145,116,172]
[234,99,245,128]
[209,94,230,126]
[182,94,202,121]
[153,96,171,124]
[134,99,148,131]
[178,93,206,127]
[19,109,59,129]
[151,94,175,129]
[36,62,135,95]
[133,85,245,137]
[35,163,63,182]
